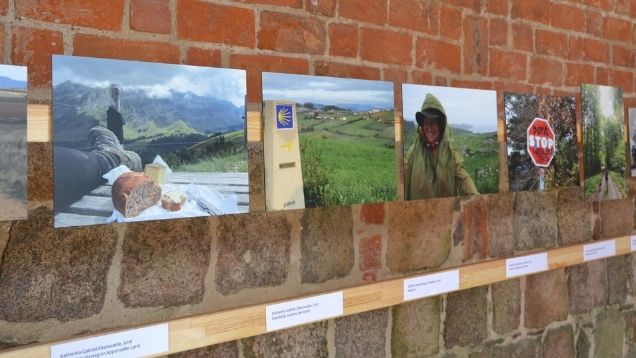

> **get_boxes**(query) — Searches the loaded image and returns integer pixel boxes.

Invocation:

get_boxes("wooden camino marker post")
[527,117,556,190]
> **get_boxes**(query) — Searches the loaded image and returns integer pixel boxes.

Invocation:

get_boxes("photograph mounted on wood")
[0,64,27,221]
[52,55,248,228]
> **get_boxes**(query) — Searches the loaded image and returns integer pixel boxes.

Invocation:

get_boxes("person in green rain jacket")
[404,93,479,200]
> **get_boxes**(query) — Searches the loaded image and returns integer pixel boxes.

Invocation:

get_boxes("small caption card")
[506,253,548,278]
[266,291,343,332]
[631,235,636,251]
[51,324,168,358]
[403,270,460,301]
[583,240,616,262]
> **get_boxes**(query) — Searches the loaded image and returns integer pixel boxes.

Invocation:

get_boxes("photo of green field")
[263,73,396,208]
[0,64,27,221]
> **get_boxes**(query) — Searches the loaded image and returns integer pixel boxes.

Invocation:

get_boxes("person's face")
[420,118,440,144]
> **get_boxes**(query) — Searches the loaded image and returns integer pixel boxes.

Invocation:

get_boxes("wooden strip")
[246,111,262,142]
[394,114,402,143]
[27,104,50,143]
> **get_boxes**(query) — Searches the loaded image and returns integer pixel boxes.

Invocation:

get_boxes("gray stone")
[543,325,574,358]
[301,206,353,283]
[492,279,520,334]
[514,191,558,251]
[576,329,590,358]
[119,217,210,307]
[392,297,440,357]
[487,192,515,257]
[607,255,629,305]
[594,308,625,358]
[557,187,592,245]
[525,269,568,328]
[444,287,488,348]
[567,260,607,314]
[216,212,291,295]
[491,338,540,358]
[387,198,454,274]
[335,309,388,358]
[0,206,117,321]
[248,142,264,212]
[241,322,328,358]
[168,341,238,358]
[600,198,634,239]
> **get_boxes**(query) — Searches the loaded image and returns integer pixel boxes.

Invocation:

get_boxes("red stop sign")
[527,117,556,167]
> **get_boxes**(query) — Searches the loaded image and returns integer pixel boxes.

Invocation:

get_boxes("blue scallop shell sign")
[276,104,294,130]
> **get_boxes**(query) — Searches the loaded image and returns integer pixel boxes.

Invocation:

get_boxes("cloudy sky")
[0,64,27,81]
[263,72,394,110]
[403,84,498,133]
[52,55,246,106]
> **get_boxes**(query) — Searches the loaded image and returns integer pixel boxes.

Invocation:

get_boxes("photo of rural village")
[0,64,27,221]
[505,92,579,192]
[263,73,396,208]
[52,55,247,227]
[582,84,627,200]
[402,84,499,200]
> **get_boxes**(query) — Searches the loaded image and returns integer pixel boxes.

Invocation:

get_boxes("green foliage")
[584,173,602,198]
[609,170,627,197]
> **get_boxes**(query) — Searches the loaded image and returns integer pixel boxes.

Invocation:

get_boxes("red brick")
[586,10,603,37]
[361,203,385,225]
[383,68,408,83]
[184,47,222,68]
[389,0,439,35]
[305,0,335,16]
[536,29,568,57]
[489,18,508,46]
[130,0,171,34]
[341,0,387,25]
[613,45,635,67]
[529,56,563,86]
[489,49,527,80]
[416,37,461,73]
[0,0,7,15]
[464,16,489,75]
[435,76,448,86]
[329,23,357,58]
[578,0,612,9]
[443,0,482,11]
[314,61,381,81]
[73,34,179,63]
[12,27,63,89]
[565,63,595,86]
[440,5,462,41]
[611,70,634,92]
[604,17,632,42]
[487,0,508,15]
[258,11,325,55]
[632,0,636,16]
[584,38,609,63]
[361,28,411,65]
[177,0,255,48]
[15,0,124,31]
[494,80,534,95]
[512,22,533,52]
[231,0,302,7]
[0,24,4,60]
[511,0,551,25]
[411,70,433,84]
[359,235,381,271]
[451,79,494,90]
[550,3,585,32]
[230,54,308,103]
[615,0,632,14]
[568,36,585,61]
[596,67,610,84]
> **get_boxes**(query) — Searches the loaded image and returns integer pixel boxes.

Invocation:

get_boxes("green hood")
[416,93,448,140]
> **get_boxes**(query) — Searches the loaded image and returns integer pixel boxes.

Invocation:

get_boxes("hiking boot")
[88,126,142,172]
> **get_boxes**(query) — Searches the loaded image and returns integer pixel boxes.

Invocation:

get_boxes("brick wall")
[0,0,635,356]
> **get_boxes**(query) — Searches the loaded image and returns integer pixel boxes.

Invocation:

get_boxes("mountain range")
[0,76,26,90]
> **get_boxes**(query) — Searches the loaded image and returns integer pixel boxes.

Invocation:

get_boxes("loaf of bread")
[161,190,187,211]
[112,172,162,217]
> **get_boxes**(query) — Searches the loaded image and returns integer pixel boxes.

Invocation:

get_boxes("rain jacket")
[404,93,479,200]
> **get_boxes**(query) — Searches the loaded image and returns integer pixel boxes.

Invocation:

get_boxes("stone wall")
[0,0,635,356]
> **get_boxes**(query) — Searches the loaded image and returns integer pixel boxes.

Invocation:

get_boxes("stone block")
[168,341,238,358]
[335,309,388,358]
[216,212,291,295]
[248,142,264,212]
[27,142,53,202]
[444,286,488,348]
[360,202,385,225]
[600,198,634,238]
[576,329,590,358]
[567,260,607,314]
[387,198,453,274]
[487,192,515,257]
[514,191,558,251]
[391,297,440,357]
[119,217,210,307]
[594,308,625,358]
[491,339,540,357]
[492,278,520,334]
[241,322,328,358]
[301,206,354,284]
[556,187,592,245]
[0,206,117,321]
[543,324,574,358]
[607,255,629,305]
[524,269,568,328]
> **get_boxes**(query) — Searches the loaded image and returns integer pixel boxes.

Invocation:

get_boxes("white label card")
[583,240,616,262]
[266,291,343,332]
[51,324,168,358]
[631,235,636,251]
[506,253,548,278]
[403,270,460,301]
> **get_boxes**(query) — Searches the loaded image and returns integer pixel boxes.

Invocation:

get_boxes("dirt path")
[593,173,622,200]
[0,194,26,221]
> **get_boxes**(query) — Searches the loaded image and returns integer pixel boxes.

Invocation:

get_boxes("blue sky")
[52,55,246,106]
[0,64,27,81]
[263,72,394,110]
[402,84,498,133]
